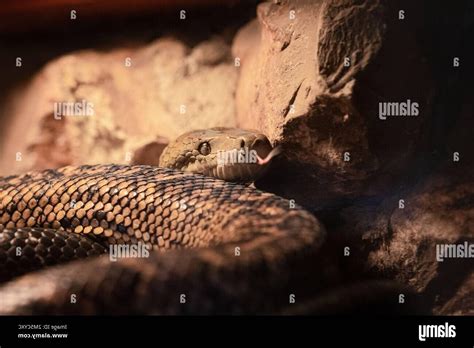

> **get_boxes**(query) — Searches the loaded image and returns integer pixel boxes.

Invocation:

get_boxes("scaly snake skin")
[0,127,328,314]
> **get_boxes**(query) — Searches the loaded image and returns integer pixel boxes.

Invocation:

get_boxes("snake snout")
[212,134,275,182]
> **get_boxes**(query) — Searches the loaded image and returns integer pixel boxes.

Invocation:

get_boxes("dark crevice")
[283,80,304,117]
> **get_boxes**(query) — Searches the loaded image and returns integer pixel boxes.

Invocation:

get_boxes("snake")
[0,128,331,315]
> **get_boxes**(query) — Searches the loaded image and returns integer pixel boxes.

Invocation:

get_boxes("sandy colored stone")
[0,36,237,175]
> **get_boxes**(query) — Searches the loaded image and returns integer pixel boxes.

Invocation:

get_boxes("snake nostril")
[240,139,246,148]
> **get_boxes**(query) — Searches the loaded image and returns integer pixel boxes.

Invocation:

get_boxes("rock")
[436,272,474,315]
[131,137,169,166]
[329,164,474,315]
[233,0,440,210]
[0,36,237,175]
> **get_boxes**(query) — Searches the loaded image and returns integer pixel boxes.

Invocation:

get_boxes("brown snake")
[0,128,330,314]
[0,128,420,314]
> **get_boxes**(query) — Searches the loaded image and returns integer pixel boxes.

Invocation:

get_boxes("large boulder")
[233,0,436,210]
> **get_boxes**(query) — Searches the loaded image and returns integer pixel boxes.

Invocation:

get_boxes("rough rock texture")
[233,0,434,210]
[327,164,474,315]
[326,67,474,315]
[0,36,237,176]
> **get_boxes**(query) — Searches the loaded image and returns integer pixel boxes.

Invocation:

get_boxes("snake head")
[159,127,280,182]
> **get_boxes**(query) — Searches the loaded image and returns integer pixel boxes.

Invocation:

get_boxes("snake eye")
[198,142,211,155]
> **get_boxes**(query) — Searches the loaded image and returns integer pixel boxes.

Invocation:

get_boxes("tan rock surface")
[0,36,237,176]
[233,0,434,209]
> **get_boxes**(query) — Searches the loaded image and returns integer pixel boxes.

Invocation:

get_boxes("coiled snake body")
[0,128,326,314]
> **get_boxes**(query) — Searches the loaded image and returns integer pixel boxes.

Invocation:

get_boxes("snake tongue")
[256,146,282,165]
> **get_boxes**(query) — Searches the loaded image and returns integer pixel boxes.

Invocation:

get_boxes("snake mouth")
[209,162,263,182]
[256,146,282,165]
[208,144,281,182]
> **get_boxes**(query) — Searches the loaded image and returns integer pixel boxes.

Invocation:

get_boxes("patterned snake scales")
[0,128,405,315]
